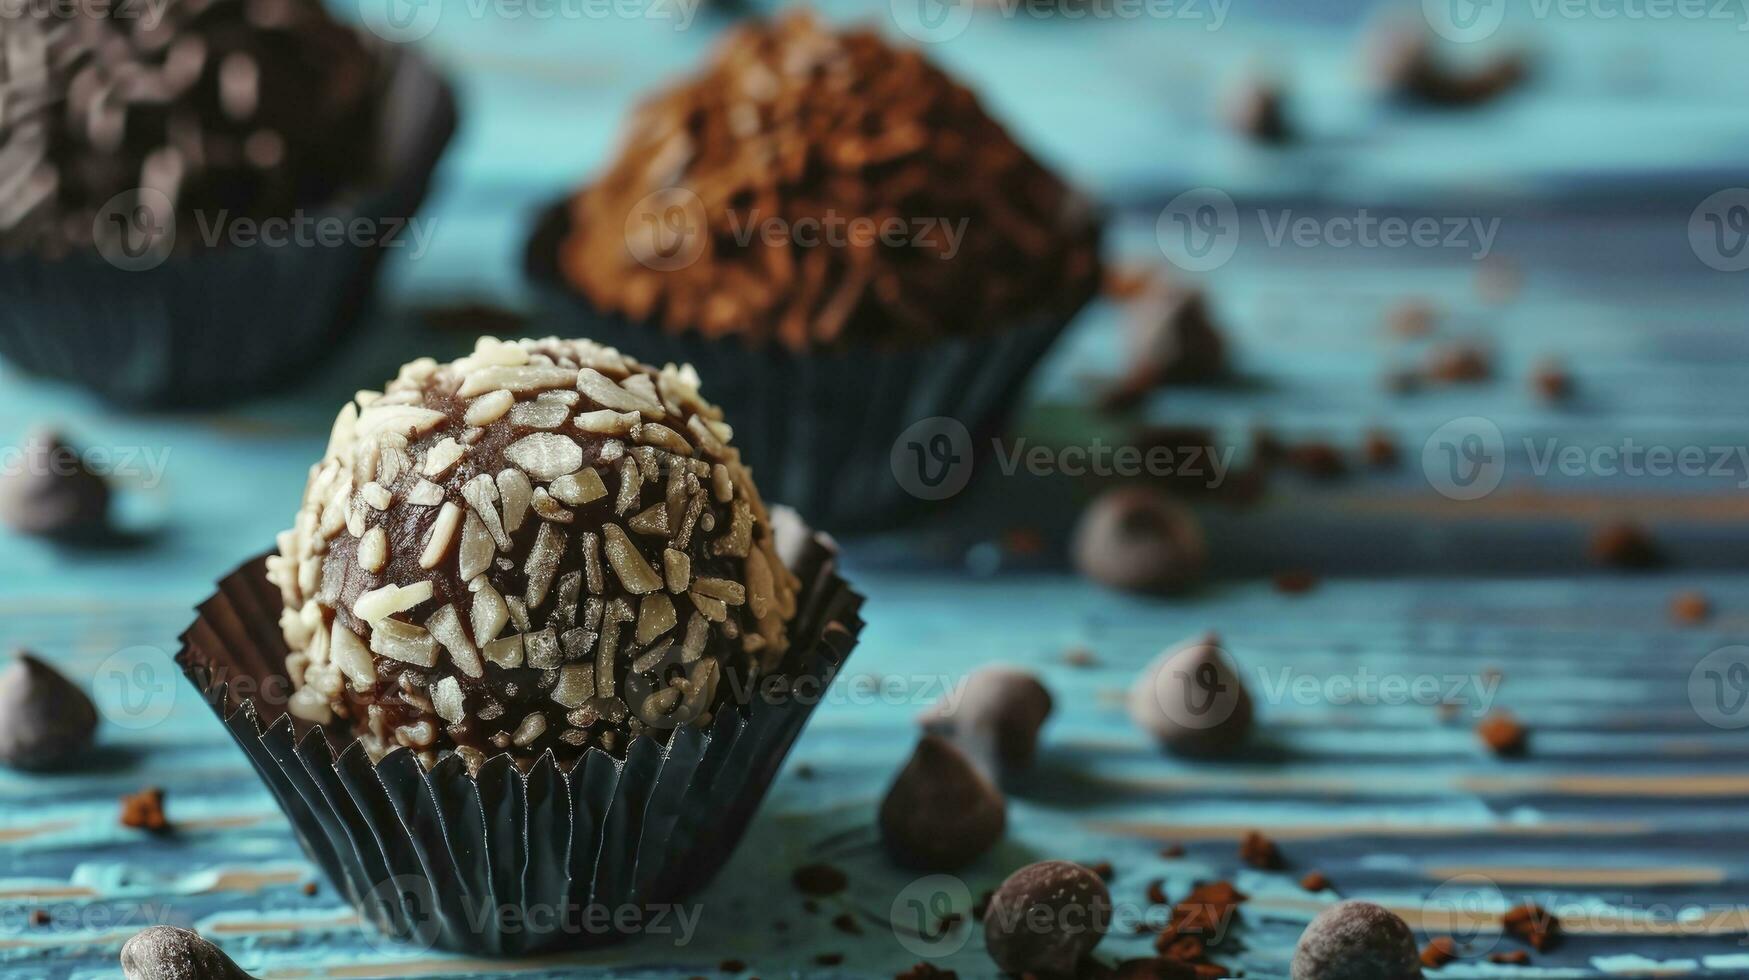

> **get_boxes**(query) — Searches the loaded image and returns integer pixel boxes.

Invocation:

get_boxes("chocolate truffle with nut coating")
[267,337,800,768]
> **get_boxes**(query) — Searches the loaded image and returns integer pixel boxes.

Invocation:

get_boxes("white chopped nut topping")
[575,409,639,436]
[420,502,463,569]
[423,438,466,478]
[579,368,664,417]
[330,624,377,689]
[511,712,547,747]
[497,469,533,534]
[471,580,510,647]
[354,581,434,625]
[464,389,515,427]
[358,527,388,573]
[432,676,466,724]
[355,405,447,441]
[427,603,482,678]
[602,524,663,594]
[483,633,525,668]
[550,468,607,507]
[371,618,438,667]
[360,482,392,511]
[505,433,584,482]
[457,364,578,398]
[406,480,445,506]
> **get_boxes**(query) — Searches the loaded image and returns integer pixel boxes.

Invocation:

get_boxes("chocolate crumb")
[1476,712,1529,757]
[1273,570,1318,595]
[896,964,957,980]
[29,909,49,927]
[1420,936,1459,968]
[1362,430,1399,469]
[831,912,862,935]
[1502,903,1560,951]
[120,926,255,980]
[1386,301,1438,338]
[1146,879,1170,905]
[720,960,746,973]
[1063,647,1099,668]
[814,953,844,967]
[1671,591,1712,625]
[1590,521,1662,569]
[300,882,317,897]
[0,650,98,771]
[1424,343,1494,385]
[1299,872,1329,893]
[1154,880,1245,951]
[1372,25,1528,108]
[795,764,817,780]
[1488,949,1530,965]
[1104,266,1159,302]
[1238,831,1284,870]
[792,863,848,897]
[119,787,169,833]
[1227,77,1292,144]
[1161,844,1186,858]
[1085,860,1115,881]
[1531,359,1572,402]
[1286,442,1347,480]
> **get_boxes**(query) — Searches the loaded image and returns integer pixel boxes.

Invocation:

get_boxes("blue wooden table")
[5,1,1749,977]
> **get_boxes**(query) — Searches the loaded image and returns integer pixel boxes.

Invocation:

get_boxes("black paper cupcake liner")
[0,47,458,409]
[525,200,1086,531]
[175,516,862,958]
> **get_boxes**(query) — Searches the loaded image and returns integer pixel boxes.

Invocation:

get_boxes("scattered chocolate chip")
[1128,633,1253,757]
[1299,872,1329,893]
[1671,591,1712,625]
[984,860,1112,978]
[831,912,862,935]
[1226,77,1292,145]
[1501,903,1560,952]
[921,668,1053,774]
[1386,301,1438,338]
[1290,900,1418,980]
[719,959,747,973]
[1273,570,1319,595]
[0,430,112,541]
[300,882,317,897]
[1072,487,1206,595]
[0,650,98,770]
[1155,880,1246,952]
[119,787,169,833]
[793,863,848,897]
[1488,949,1530,965]
[1085,860,1115,881]
[29,909,49,927]
[1146,879,1170,905]
[1476,712,1528,758]
[1372,25,1528,108]
[1531,358,1572,402]
[879,735,1006,870]
[1424,343,1494,385]
[1127,288,1228,386]
[1362,431,1399,469]
[814,953,844,966]
[1104,266,1160,302]
[1063,647,1099,668]
[1238,831,1284,870]
[120,926,256,980]
[1591,521,1662,570]
[896,964,958,980]
[1161,844,1186,858]
[1420,936,1459,968]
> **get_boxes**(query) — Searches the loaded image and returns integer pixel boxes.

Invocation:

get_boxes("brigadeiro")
[920,667,1053,775]
[527,12,1101,527]
[1291,901,1420,980]
[267,336,800,767]
[1128,632,1253,756]
[1072,487,1206,595]
[0,0,456,406]
[0,650,99,770]
[0,430,111,541]
[983,860,1112,977]
[121,926,255,980]
[879,734,1006,871]
[178,336,865,955]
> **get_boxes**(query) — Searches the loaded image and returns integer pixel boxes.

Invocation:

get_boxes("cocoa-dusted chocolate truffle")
[557,12,1099,351]
[0,0,383,257]
[983,860,1112,977]
[121,926,255,980]
[0,650,99,770]
[0,430,111,540]
[1072,487,1206,595]
[921,667,1053,774]
[1290,901,1419,980]
[879,734,1005,871]
[1128,633,1253,756]
[267,337,800,768]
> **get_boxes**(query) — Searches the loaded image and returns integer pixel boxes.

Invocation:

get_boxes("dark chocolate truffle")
[0,0,383,257]
[557,12,1099,351]
[920,667,1053,773]
[879,734,1006,871]
[983,860,1112,978]
[121,926,255,980]
[1126,288,1227,385]
[268,338,800,768]
[1128,633,1253,756]
[0,430,111,539]
[1072,487,1205,595]
[0,650,98,770]
[1290,901,1419,980]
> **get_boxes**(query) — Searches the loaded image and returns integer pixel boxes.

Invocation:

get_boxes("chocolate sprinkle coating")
[983,860,1112,978]
[0,0,383,257]
[267,337,799,768]
[558,12,1099,351]
[878,734,1005,871]
[0,650,98,770]
[1290,901,1420,980]
[120,926,256,980]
